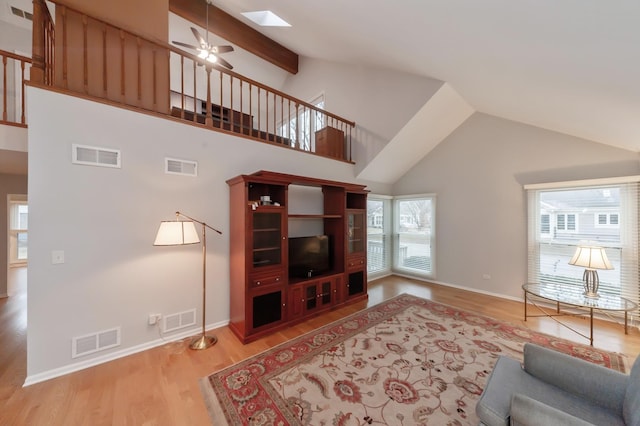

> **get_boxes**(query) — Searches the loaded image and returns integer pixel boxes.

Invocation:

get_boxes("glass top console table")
[522,282,637,346]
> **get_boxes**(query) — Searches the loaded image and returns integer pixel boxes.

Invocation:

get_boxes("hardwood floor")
[1,274,639,425]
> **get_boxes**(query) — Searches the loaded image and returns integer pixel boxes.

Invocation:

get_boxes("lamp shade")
[153,221,200,246]
[569,245,613,270]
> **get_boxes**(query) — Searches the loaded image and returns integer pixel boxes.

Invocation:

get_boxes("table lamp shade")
[153,221,200,246]
[569,246,613,270]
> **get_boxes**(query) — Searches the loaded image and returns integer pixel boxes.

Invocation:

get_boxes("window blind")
[527,180,639,313]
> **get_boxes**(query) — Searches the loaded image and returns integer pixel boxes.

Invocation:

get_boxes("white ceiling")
[213,0,640,152]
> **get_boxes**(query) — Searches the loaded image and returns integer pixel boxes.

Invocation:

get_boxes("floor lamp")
[154,211,222,350]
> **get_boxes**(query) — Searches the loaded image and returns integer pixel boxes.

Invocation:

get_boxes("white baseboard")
[23,319,229,387]
[389,272,523,303]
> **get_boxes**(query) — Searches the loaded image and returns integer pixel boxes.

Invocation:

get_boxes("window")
[8,196,28,266]
[540,214,550,234]
[556,213,577,232]
[394,195,435,277]
[527,179,639,309]
[595,212,620,228]
[367,197,391,275]
[278,94,325,152]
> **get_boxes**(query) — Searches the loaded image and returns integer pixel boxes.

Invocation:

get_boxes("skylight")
[241,10,291,27]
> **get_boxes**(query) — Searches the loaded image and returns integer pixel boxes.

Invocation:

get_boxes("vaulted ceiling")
[210,0,640,153]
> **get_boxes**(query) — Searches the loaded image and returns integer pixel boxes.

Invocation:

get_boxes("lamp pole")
[176,211,222,349]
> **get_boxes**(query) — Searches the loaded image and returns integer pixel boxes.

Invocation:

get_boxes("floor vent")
[163,308,197,333]
[72,327,121,358]
[72,144,121,168]
[165,158,197,177]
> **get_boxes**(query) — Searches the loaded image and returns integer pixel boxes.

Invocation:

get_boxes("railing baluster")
[257,87,261,133]
[205,65,212,127]
[62,6,68,88]
[295,103,300,150]
[102,25,107,97]
[218,71,223,129]
[152,50,157,109]
[20,61,26,124]
[82,14,88,93]
[192,60,197,122]
[136,37,142,104]
[179,56,185,119]
[119,30,125,102]
[229,76,235,132]
[2,56,7,122]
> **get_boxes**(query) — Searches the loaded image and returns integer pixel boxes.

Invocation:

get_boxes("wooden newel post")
[31,0,47,84]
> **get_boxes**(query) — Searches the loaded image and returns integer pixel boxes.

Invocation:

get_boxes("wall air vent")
[10,5,33,21]
[163,308,196,333]
[72,327,121,358]
[72,144,121,168]
[165,157,197,177]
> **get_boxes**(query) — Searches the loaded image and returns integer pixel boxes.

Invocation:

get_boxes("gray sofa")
[476,343,640,426]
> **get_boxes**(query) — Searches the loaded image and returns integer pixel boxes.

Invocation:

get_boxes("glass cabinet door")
[252,211,283,268]
[347,210,365,255]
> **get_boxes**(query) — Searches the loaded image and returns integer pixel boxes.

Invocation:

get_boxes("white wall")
[281,57,444,174]
[26,86,390,382]
[0,22,31,55]
[393,112,640,299]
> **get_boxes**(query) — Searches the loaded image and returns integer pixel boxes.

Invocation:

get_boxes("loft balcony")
[21,0,355,162]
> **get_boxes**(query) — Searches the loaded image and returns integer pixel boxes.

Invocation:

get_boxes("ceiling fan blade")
[191,27,207,48]
[172,41,200,50]
[215,56,234,70]
[212,45,234,54]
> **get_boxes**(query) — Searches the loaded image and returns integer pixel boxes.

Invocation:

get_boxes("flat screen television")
[288,235,331,278]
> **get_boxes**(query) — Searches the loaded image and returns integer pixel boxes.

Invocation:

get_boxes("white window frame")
[595,212,620,228]
[526,176,639,311]
[393,194,436,279]
[555,213,578,232]
[8,194,28,267]
[367,195,392,278]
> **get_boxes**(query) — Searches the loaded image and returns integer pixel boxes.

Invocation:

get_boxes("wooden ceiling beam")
[169,0,299,74]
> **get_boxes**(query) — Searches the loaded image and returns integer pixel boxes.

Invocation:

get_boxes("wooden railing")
[29,0,355,161]
[0,50,31,127]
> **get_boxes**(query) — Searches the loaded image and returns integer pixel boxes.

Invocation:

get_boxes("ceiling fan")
[172,0,234,69]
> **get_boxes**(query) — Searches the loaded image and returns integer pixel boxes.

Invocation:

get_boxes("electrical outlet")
[148,313,162,325]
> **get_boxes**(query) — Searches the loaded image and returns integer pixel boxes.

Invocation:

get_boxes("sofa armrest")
[510,393,596,426]
[523,343,628,413]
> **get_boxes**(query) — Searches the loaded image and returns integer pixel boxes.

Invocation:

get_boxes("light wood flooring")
[1,273,639,425]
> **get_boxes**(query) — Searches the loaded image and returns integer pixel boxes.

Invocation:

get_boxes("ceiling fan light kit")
[172,0,234,69]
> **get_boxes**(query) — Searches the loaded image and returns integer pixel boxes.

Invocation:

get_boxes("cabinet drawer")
[347,256,366,270]
[250,272,285,288]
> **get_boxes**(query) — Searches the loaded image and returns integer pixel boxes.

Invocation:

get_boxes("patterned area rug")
[200,294,627,425]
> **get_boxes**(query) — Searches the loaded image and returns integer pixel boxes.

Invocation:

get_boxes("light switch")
[52,250,65,264]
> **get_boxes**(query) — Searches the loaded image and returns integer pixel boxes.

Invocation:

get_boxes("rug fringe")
[199,377,229,426]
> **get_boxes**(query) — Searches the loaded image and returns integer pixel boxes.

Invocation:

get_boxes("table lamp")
[568,245,613,298]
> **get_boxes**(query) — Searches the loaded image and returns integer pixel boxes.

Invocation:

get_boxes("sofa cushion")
[510,394,596,426]
[523,343,627,413]
[476,355,624,426]
[623,355,640,426]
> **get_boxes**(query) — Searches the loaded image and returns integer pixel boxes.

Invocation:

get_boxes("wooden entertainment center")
[226,170,368,343]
